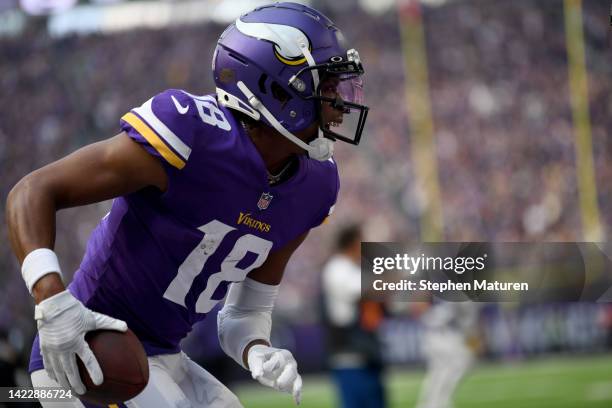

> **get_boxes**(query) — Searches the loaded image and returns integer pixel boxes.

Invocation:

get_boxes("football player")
[6,3,369,407]
[416,301,480,408]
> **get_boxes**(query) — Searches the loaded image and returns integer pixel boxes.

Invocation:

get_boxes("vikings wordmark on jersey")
[29,89,339,372]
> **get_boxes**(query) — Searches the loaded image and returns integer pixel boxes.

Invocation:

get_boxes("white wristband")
[21,248,63,295]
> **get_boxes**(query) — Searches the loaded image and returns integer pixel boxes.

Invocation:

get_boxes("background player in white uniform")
[416,301,480,408]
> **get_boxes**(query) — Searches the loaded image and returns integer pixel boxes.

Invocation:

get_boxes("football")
[76,329,149,405]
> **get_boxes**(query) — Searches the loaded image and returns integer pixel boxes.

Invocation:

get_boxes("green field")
[235,354,612,408]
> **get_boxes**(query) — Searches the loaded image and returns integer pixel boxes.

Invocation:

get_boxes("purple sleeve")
[119,89,201,170]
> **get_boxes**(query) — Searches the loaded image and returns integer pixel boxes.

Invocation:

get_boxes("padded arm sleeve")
[217,277,279,368]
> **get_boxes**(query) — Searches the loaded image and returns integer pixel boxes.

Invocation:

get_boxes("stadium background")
[0,0,611,406]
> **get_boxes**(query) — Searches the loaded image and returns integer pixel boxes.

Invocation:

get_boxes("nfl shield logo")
[257,192,273,210]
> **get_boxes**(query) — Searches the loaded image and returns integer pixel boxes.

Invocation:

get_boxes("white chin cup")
[308,137,334,161]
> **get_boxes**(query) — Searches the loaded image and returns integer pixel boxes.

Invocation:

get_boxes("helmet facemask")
[289,49,369,146]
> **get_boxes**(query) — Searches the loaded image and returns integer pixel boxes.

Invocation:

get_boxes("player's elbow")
[9,172,40,201]
[6,173,54,222]
[6,176,31,220]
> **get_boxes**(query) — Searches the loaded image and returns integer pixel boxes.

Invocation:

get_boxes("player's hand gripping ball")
[35,291,148,405]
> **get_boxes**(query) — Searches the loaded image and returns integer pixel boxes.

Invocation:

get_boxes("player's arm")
[5,132,167,392]
[7,132,167,297]
[241,231,307,358]
[217,232,307,404]
[8,132,166,262]
[246,231,308,285]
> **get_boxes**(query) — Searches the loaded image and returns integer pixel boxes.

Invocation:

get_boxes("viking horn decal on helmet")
[235,18,311,65]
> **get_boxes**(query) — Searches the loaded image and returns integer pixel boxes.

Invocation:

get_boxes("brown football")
[76,329,149,405]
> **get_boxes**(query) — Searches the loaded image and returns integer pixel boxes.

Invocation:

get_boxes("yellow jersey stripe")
[108,404,119,408]
[133,98,192,161]
[122,112,186,169]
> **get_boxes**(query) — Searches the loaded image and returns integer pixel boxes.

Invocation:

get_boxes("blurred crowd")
[0,0,610,382]
[422,0,611,241]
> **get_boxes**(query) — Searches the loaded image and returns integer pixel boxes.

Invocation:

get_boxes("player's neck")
[246,126,301,174]
[262,151,295,174]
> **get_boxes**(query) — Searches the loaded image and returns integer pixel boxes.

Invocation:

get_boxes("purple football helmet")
[213,2,369,161]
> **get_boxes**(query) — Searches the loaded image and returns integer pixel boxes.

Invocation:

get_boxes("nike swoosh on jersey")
[171,95,190,114]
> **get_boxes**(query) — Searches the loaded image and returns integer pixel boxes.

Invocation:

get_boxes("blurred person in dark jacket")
[0,328,19,387]
[321,225,386,408]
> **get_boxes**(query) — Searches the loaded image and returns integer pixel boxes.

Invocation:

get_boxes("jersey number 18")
[163,220,273,313]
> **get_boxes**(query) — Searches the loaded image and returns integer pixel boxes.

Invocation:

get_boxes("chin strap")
[217,87,261,121]
[237,81,334,161]
[298,39,319,90]
[298,40,334,161]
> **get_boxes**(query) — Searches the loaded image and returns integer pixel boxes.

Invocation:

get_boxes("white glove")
[35,290,128,394]
[247,344,302,405]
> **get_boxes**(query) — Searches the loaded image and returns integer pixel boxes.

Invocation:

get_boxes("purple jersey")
[30,89,338,372]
